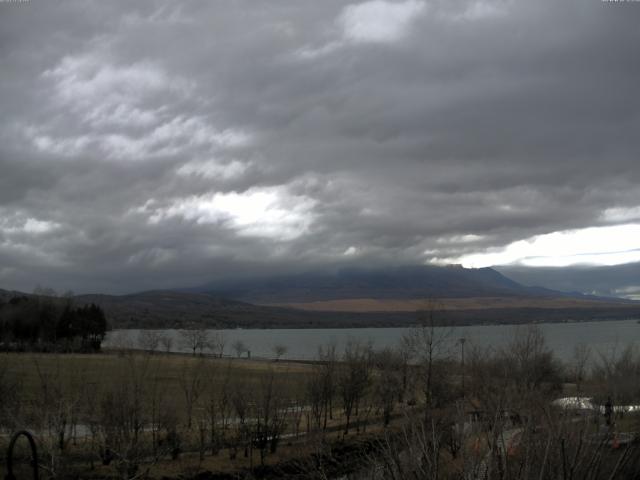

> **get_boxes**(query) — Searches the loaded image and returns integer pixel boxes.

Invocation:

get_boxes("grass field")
[1,350,313,412]
[4,345,640,479]
[0,350,405,479]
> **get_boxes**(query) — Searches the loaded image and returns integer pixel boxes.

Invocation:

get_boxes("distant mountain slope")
[3,265,639,330]
[3,284,640,330]
[193,265,571,303]
[498,262,640,300]
[269,296,625,313]
[70,289,640,328]
[74,290,291,329]
[0,288,25,301]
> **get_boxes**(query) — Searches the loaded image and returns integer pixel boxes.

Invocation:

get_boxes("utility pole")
[459,337,466,399]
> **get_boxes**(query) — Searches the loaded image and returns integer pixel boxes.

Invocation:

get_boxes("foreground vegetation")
[0,292,107,352]
[2,322,640,479]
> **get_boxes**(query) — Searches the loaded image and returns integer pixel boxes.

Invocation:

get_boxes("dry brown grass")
[1,351,313,410]
[266,296,629,313]
[0,351,415,479]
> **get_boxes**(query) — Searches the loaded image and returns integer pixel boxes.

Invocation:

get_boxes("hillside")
[71,290,640,329]
[269,296,626,313]
[73,291,298,329]
[4,265,640,329]
[195,265,572,304]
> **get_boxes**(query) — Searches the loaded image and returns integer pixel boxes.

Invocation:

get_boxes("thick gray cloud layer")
[498,262,640,300]
[1,0,639,293]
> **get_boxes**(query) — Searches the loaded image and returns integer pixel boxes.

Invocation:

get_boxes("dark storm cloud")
[1,0,639,293]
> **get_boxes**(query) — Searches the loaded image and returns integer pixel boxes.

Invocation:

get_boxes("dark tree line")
[0,295,107,352]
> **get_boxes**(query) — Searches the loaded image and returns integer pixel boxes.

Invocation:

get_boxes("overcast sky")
[1,0,640,294]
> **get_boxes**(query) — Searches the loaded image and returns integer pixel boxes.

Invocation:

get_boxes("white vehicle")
[551,397,600,413]
[552,397,640,414]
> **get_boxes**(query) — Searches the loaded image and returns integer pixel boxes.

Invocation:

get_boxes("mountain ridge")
[3,265,639,329]
[191,265,589,303]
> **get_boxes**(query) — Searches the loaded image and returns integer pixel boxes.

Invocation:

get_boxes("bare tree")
[272,343,288,361]
[137,330,160,354]
[232,339,247,358]
[204,361,233,455]
[338,339,372,435]
[158,334,173,353]
[180,329,210,356]
[229,375,252,463]
[111,330,135,354]
[372,348,402,426]
[306,365,327,432]
[592,343,640,405]
[504,324,561,396]
[210,331,226,358]
[318,342,338,429]
[396,335,414,403]
[0,356,22,433]
[408,301,453,410]
[97,354,152,480]
[178,358,206,429]
[572,342,591,396]
[253,368,289,465]
[147,366,165,459]
[31,356,85,477]
[288,393,306,440]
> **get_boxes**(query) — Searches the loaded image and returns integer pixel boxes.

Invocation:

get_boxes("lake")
[104,319,640,363]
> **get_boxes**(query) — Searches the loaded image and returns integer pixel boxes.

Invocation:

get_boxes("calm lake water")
[104,319,640,363]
